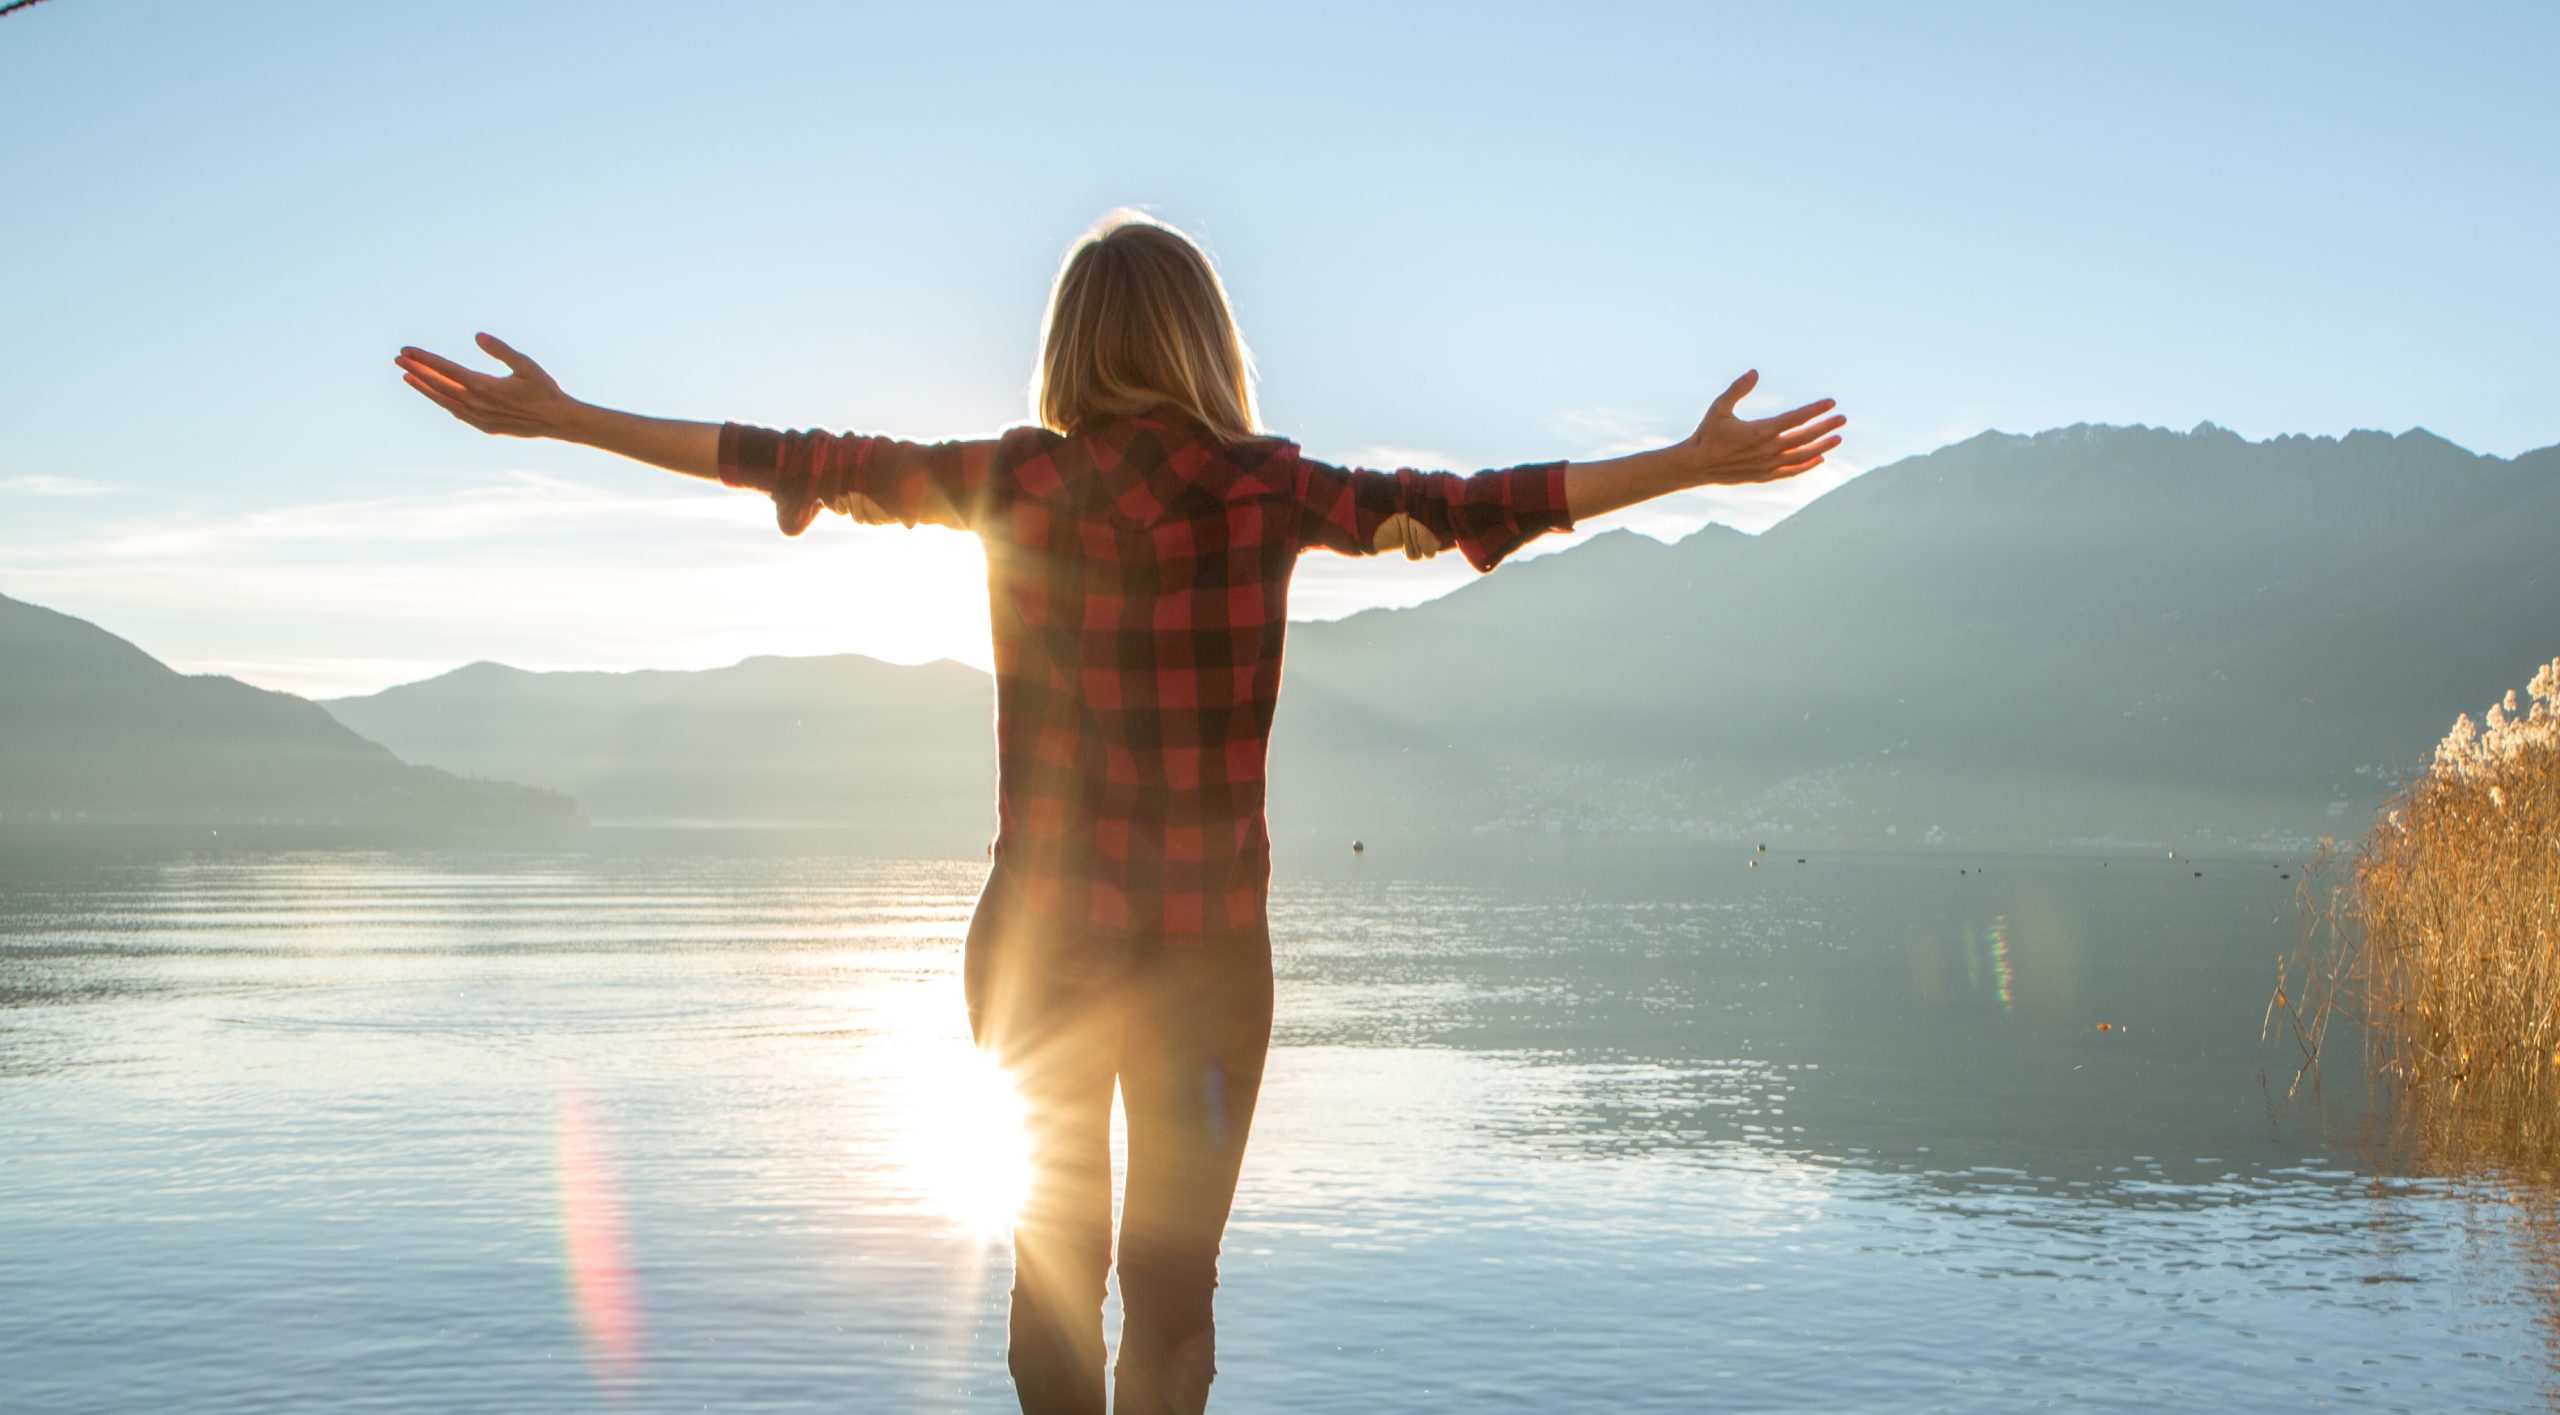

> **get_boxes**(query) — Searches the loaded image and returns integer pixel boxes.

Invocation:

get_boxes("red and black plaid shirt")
[719,409,1573,942]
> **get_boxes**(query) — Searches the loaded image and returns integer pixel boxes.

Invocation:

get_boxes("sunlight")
[740,525,995,673]
[12,483,1006,698]
[896,1039,1032,1236]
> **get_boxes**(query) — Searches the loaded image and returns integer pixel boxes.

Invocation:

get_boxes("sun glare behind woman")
[725,526,994,672]
[899,1037,1032,1236]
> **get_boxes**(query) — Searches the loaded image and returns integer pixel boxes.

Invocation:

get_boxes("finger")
[475,331,547,381]
[1708,369,1758,420]
[398,345,495,391]
[1754,398,1838,434]
[1777,435,1842,465]
[403,368,463,408]
[1767,454,1825,481]
[396,355,471,398]
[403,371,476,421]
[1775,414,1847,452]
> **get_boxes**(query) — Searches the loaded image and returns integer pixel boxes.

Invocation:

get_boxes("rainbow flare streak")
[558,1085,643,1397]
[1987,914,2016,1014]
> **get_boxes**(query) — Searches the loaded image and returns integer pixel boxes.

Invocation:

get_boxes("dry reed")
[2270,656,2560,1177]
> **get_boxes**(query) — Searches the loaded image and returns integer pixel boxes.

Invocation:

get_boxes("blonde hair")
[1035,210,1259,441]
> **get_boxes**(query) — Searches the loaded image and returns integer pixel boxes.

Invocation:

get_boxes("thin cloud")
[0,470,995,698]
[80,471,750,559]
[1337,444,1465,472]
[1549,406,1669,457]
[175,654,492,703]
[2,474,117,497]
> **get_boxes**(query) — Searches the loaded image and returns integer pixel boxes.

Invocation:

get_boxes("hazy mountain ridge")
[297,419,2558,848]
[323,653,995,848]
[0,593,577,830]
[1268,421,2559,848]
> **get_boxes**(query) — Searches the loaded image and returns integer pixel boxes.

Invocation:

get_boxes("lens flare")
[1987,913,2016,1014]
[899,1041,1033,1236]
[557,1085,643,1395]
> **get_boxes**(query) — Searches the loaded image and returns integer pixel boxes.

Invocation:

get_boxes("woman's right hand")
[1685,370,1844,485]
[394,333,578,439]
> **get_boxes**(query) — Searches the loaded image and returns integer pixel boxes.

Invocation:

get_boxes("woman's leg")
[1006,1004,1118,1415]
[1109,930,1274,1415]
[969,876,1123,1415]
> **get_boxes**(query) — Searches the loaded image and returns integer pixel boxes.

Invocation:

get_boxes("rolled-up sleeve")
[718,422,1000,536]
[1291,452,1575,572]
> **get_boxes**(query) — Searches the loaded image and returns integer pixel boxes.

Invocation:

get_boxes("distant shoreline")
[0,819,2310,866]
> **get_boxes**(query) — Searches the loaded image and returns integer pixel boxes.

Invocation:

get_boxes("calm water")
[2,831,2554,1413]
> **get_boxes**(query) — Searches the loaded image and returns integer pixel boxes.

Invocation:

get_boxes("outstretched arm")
[1564,370,1843,522]
[394,334,724,480]
[395,334,1001,534]
[1292,369,1843,570]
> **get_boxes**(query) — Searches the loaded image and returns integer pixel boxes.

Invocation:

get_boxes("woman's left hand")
[1684,370,1844,486]
[395,333,576,438]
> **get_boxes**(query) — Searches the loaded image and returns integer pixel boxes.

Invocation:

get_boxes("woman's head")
[1035,210,1258,441]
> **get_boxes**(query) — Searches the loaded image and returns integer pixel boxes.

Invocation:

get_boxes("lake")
[2,830,2552,1412]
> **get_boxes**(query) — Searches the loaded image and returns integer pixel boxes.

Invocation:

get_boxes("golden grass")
[2271,657,2560,1177]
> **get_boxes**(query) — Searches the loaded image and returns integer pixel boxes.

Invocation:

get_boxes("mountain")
[0,593,578,830]
[323,655,994,847]
[322,422,2559,851]
[1267,422,2559,848]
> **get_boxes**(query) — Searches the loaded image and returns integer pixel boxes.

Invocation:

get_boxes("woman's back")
[715,408,1575,942]
[980,411,1307,941]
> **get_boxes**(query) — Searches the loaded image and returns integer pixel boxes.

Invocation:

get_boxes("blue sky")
[3,1,2553,695]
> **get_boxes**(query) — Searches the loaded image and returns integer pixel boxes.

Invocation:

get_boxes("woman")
[395,210,1842,1415]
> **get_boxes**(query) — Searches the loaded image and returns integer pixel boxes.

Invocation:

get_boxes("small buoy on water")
[2097,1022,2112,1031]
[2193,870,2202,878]
[1748,858,1757,868]
[1351,840,1364,854]
[1797,858,1807,865]
[1757,842,1766,853]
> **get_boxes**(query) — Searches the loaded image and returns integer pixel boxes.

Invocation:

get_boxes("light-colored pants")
[966,867,1275,1415]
